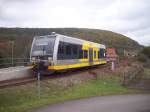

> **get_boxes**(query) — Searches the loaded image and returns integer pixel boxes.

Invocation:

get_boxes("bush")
[141,46,150,59]
[137,54,148,62]
[0,55,4,68]
[138,46,150,62]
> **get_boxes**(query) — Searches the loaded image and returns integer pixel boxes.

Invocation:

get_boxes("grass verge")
[0,77,141,112]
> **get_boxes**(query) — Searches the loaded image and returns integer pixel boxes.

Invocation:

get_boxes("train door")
[89,48,93,65]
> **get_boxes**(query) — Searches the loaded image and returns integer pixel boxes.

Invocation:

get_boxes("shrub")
[138,53,148,62]
[138,46,150,62]
[141,46,150,59]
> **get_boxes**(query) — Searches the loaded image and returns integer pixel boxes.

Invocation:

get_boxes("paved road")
[34,94,150,112]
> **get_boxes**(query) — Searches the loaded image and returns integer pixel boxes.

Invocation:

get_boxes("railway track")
[0,64,110,89]
[0,77,36,89]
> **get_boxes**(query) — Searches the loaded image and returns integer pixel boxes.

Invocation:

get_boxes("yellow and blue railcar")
[30,32,106,73]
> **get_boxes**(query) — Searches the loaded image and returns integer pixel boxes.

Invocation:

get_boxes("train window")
[100,48,105,58]
[79,50,83,59]
[57,41,65,60]
[94,51,96,58]
[98,51,100,59]
[83,50,88,59]
[66,44,72,55]
[72,45,78,55]
[32,37,56,56]
[103,49,106,58]
[58,42,64,54]
[58,41,84,59]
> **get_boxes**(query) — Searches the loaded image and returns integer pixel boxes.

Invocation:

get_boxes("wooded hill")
[0,28,142,58]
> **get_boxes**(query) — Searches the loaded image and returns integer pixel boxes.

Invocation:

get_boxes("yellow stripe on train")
[48,60,106,70]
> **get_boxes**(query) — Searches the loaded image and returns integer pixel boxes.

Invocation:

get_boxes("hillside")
[0,28,142,58]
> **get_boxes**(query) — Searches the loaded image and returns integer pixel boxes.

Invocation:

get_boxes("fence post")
[111,61,115,71]
[37,71,41,99]
[123,71,126,86]
[36,59,41,99]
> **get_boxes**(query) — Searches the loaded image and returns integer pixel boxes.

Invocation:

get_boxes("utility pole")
[10,41,14,67]
[37,70,41,99]
[111,61,115,71]
[37,58,41,99]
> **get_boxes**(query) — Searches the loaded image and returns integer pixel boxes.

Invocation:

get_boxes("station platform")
[0,66,33,81]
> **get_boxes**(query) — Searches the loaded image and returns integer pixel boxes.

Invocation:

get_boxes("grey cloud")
[118,2,150,20]
[119,18,150,33]
[0,0,150,45]
[1,0,36,3]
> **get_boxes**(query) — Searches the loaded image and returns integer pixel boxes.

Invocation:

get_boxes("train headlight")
[48,57,52,62]
[31,57,36,62]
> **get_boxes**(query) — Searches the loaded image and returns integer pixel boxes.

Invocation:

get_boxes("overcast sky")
[0,0,150,46]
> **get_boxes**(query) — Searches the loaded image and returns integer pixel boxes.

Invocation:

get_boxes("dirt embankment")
[36,58,149,91]
[117,59,150,91]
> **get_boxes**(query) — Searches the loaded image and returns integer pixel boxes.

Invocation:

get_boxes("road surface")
[33,94,150,112]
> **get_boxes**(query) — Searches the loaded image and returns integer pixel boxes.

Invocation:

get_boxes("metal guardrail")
[0,58,30,68]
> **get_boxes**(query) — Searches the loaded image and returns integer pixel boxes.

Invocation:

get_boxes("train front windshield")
[31,36,56,58]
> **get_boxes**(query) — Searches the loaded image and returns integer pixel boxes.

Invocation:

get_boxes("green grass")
[66,77,132,97]
[0,77,140,112]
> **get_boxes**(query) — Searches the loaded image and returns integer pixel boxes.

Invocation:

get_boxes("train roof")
[34,32,106,48]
